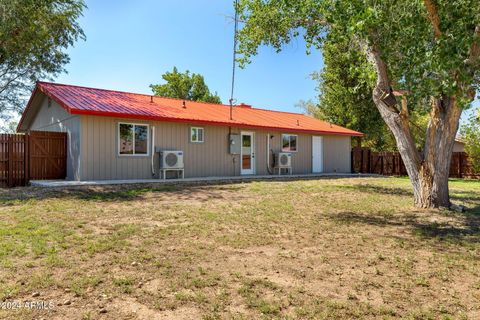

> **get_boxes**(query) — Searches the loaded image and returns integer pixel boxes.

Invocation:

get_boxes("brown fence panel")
[12,134,26,187]
[370,153,383,175]
[352,149,477,178]
[450,153,462,178]
[0,134,27,188]
[0,134,10,187]
[29,131,67,180]
[462,153,480,178]
[351,147,371,173]
[0,131,67,187]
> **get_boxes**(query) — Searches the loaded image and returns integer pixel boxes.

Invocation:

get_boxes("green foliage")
[298,38,430,151]
[460,109,480,172]
[150,67,221,104]
[0,0,86,119]
[313,38,392,150]
[0,120,18,133]
[237,0,480,116]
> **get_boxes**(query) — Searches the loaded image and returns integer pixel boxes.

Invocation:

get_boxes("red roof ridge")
[37,81,317,117]
[37,81,233,109]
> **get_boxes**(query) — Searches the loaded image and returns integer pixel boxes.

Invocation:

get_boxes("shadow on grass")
[334,184,413,197]
[340,183,480,204]
[332,210,480,244]
[0,183,246,205]
[0,175,379,204]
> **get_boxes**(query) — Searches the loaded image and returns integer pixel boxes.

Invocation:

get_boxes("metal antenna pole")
[229,0,239,120]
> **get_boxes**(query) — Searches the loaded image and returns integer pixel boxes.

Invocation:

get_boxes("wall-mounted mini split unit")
[160,150,184,169]
[276,152,292,167]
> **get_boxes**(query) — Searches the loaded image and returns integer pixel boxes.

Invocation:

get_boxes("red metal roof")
[20,82,363,136]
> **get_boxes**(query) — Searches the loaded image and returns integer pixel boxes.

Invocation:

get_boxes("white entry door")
[241,132,255,175]
[312,136,324,173]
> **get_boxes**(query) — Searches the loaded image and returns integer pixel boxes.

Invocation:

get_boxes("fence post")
[459,152,464,178]
[366,149,371,173]
[7,135,12,187]
[381,153,384,175]
[24,133,29,185]
[359,149,364,173]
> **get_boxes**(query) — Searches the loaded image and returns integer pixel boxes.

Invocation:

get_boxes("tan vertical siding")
[79,115,352,180]
[323,135,352,173]
[258,132,312,174]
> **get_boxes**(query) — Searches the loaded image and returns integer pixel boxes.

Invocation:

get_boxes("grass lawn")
[0,177,479,319]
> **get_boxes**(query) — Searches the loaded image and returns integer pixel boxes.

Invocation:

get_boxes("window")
[282,134,297,152]
[190,127,204,143]
[118,123,149,155]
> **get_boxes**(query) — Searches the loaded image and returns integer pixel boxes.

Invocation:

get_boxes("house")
[17,82,363,181]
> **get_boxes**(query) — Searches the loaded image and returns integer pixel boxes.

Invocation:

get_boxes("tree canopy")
[236,0,480,208]
[150,67,222,104]
[305,38,430,151]
[308,38,392,150]
[0,0,86,120]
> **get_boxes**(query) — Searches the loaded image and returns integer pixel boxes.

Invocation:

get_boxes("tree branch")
[466,25,480,66]
[424,0,442,38]
[363,39,421,169]
[0,69,29,95]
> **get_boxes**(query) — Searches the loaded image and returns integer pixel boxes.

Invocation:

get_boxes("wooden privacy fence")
[0,131,67,187]
[352,147,478,178]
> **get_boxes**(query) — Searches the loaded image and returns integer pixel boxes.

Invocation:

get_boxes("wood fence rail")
[351,147,478,178]
[0,131,67,187]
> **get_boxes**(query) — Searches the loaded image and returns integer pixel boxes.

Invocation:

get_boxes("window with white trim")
[282,134,297,152]
[118,123,149,155]
[190,127,204,143]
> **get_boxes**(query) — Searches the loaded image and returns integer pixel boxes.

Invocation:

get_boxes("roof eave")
[70,109,364,136]
[17,82,75,132]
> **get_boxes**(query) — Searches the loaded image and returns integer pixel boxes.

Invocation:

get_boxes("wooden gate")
[0,131,67,187]
[29,131,67,180]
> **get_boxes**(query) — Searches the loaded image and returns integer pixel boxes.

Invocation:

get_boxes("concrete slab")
[30,173,380,188]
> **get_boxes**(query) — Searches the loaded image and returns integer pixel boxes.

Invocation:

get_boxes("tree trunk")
[414,96,462,208]
[366,43,462,209]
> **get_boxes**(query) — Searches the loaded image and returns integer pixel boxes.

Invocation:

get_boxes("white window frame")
[282,134,298,152]
[117,122,150,156]
[190,127,204,143]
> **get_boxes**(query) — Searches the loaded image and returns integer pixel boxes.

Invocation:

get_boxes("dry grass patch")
[0,177,478,319]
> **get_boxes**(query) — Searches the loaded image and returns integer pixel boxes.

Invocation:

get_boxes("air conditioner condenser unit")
[160,150,184,169]
[276,152,292,168]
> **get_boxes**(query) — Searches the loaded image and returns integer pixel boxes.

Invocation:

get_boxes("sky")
[54,0,322,113]
[6,0,478,126]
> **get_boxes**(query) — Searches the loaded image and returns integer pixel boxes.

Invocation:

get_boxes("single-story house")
[17,82,363,181]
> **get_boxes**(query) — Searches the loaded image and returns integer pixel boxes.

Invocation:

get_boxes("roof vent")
[182,100,186,108]
[237,103,252,108]
[150,96,154,103]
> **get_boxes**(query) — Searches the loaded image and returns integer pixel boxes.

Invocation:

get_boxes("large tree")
[236,0,480,209]
[0,0,85,120]
[305,39,429,151]
[150,67,222,104]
